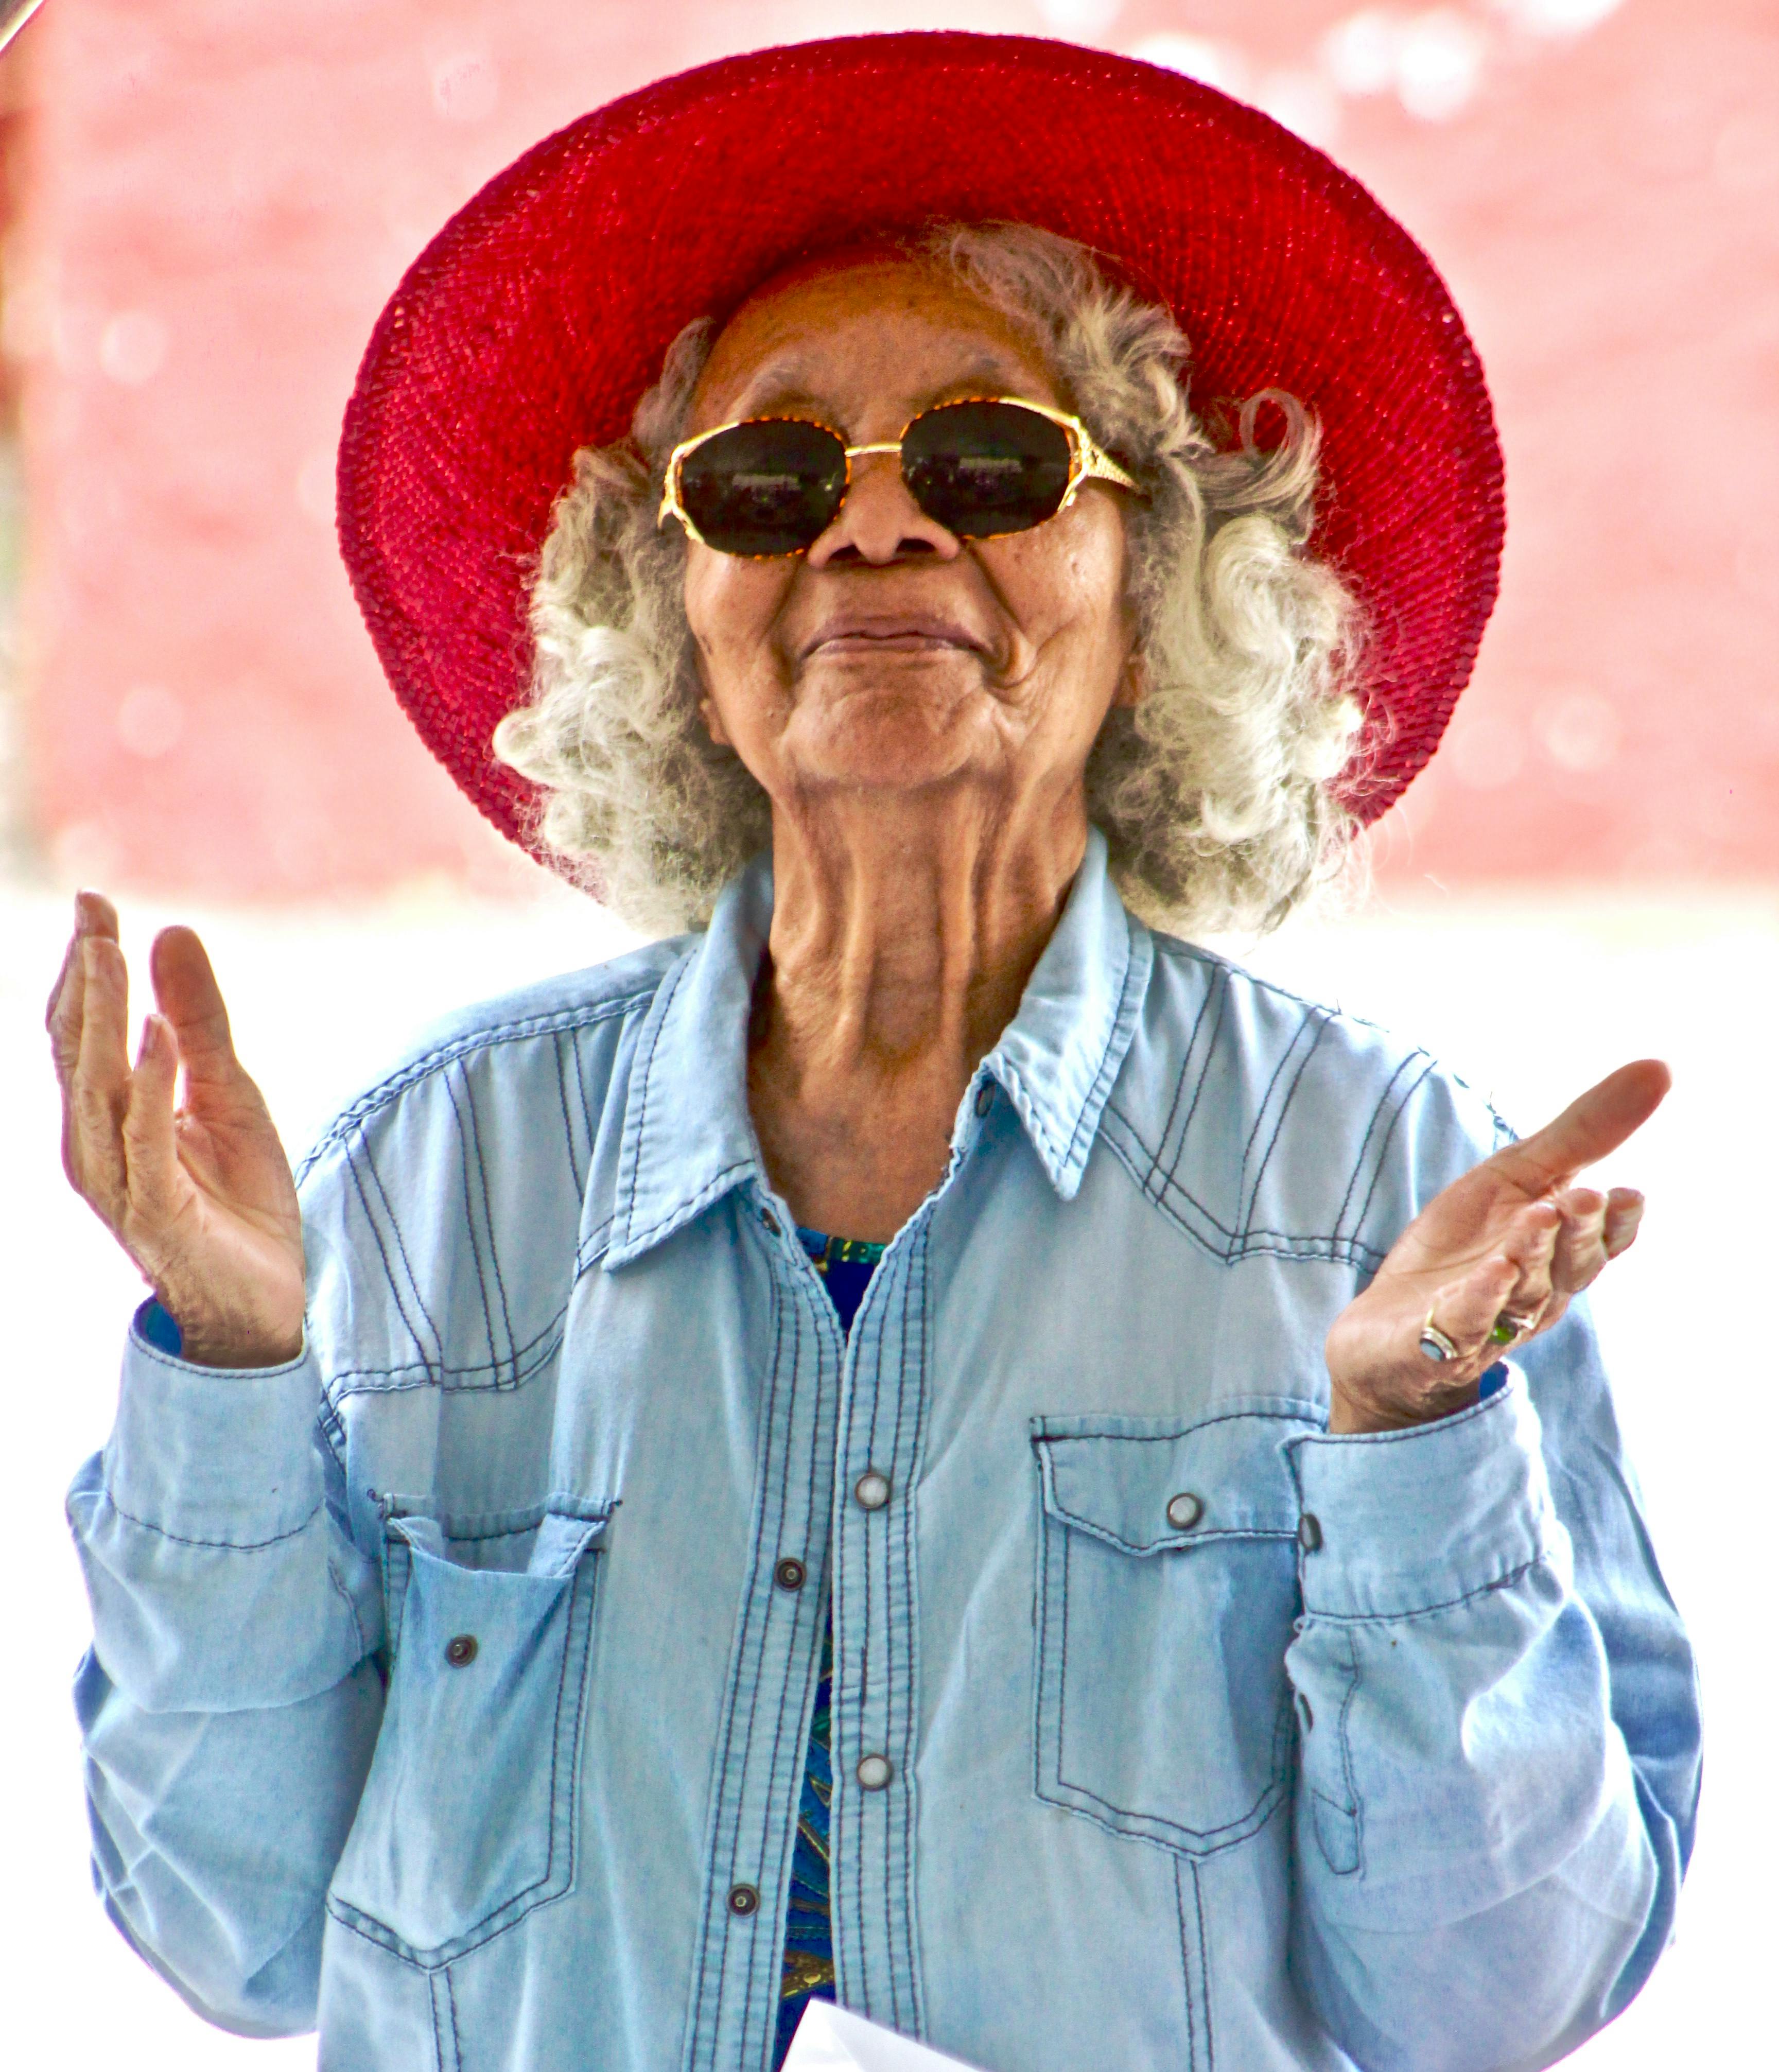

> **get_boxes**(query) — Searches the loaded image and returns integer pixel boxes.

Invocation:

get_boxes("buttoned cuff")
[1287,1369,1564,1621]
[103,1301,324,1546]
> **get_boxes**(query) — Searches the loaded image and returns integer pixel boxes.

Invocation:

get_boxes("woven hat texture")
[339,30,1505,860]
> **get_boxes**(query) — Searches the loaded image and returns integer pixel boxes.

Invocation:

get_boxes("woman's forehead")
[691,254,1056,427]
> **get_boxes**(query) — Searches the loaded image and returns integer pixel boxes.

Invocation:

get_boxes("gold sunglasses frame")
[657,395,1142,555]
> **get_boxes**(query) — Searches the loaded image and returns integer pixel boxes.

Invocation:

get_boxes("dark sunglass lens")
[901,402,1075,536]
[677,420,847,555]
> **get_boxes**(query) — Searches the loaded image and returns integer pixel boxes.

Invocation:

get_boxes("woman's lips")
[800,616,987,658]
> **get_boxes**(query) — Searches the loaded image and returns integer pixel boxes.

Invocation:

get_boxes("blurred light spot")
[1257,69,1343,147]
[1037,0,1123,36]
[1130,33,1249,98]
[1322,11,1402,96]
[1395,12,1488,122]
[1487,0,1623,35]
[116,684,185,760]
[1446,713,1525,788]
[1714,115,1779,194]
[98,311,167,386]
[52,820,121,884]
[296,449,335,527]
[1541,690,1620,772]
[431,48,499,124]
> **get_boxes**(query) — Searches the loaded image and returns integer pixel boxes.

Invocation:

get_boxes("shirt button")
[727,1883,760,1918]
[975,1082,995,1117]
[856,1754,892,1791]
[1165,1491,1204,1532]
[759,1208,781,1237]
[1297,1692,1314,1732]
[1298,1512,1323,1553]
[774,1556,807,1591]
[854,1470,892,1511]
[444,1633,478,1667]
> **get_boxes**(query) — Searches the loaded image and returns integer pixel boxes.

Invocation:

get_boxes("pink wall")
[12,1,1776,898]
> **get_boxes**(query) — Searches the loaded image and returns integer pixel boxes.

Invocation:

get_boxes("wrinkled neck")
[754,779,1088,1087]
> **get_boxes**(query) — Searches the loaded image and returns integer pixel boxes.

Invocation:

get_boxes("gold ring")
[1490,1310,1536,1346]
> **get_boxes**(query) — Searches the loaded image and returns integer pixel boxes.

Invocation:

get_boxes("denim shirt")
[66,831,1700,2072]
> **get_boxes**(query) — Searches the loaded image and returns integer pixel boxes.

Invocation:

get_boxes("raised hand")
[1324,1059,1670,1434]
[47,892,306,1369]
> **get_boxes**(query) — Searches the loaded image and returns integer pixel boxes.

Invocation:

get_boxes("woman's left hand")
[1324,1058,1671,1435]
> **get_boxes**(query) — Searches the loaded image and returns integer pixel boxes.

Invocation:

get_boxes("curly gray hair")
[494,222,1366,936]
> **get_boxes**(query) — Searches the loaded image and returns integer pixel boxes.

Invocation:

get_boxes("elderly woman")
[53,34,1696,2072]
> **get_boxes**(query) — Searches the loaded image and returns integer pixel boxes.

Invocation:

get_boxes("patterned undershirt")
[772,1230,885,2069]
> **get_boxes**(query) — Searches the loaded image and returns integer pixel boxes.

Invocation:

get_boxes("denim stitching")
[443,1064,502,1384]
[1151,962,1223,1200]
[1236,1007,1331,1232]
[1301,1548,1558,1625]
[620,954,690,1244]
[896,1228,930,2035]
[429,1965,447,2071]
[347,1132,444,1365]
[326,1541,600,1966]
[1192,1856,1216,2067]
[738,1265,830,2058]
[456,1060,519,1385]
[99,1490,321,1552]
[326,1554,371,1658]
[552,1030,587,1200]
[1098,1113,1389,1272]
[684,1218,794,2071]
[324,1303,567,1400]
[1039,1465,1293,1853]
[294,988,661,1185]
[1330,1053,1422,1244]
[1337,1623,1365,1874]
[618,1158,756,1258]
[1174,1858,1198,2072]
[1345,1058,1439,1250]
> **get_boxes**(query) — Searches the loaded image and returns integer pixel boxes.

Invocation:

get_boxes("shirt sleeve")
[1283,1301,1700,2072]
[64,1303,386,2034]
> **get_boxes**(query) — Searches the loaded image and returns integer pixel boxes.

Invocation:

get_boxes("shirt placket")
[829,1214,932,2040]
[681,1194,846,2072]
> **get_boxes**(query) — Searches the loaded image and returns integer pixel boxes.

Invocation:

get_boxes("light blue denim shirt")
[67,832,1699,2072]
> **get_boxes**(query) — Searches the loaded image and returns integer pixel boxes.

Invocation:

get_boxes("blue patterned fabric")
[771,1230,884,2068]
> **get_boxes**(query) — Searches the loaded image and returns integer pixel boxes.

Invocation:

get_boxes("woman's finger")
[1602,1188,1645,1260]
[46,891,121,1074]
[67,935,133,1218]
[149,926,240,1090]
[1550,1187,1610,1299]
[120,1014,187,1237]
[1491,1059,1671,1197]
[1426,1248,1524,1354]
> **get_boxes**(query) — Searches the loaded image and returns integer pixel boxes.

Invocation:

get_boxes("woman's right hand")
[47,892,306,1369]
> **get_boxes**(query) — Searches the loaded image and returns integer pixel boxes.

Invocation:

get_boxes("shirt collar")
[604,827,1153,1267]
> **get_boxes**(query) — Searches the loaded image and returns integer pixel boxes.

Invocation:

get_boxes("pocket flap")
[1032,1403,1313,1554]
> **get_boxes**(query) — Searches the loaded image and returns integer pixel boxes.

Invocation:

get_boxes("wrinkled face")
[681,255,1140,823]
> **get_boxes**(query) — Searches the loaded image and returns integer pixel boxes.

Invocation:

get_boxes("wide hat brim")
[339,30,1504,863]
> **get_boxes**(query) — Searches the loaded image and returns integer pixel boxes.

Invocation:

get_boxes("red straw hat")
[338,31,1503,858]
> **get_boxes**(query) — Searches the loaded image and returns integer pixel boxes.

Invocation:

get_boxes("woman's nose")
[804,451,961,567]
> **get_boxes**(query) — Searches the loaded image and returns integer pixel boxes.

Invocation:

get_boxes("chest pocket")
[1032,1406,1312,1856]
[327,1498,613,1966]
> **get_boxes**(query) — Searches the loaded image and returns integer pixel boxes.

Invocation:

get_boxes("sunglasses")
[657,396,1142,558]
